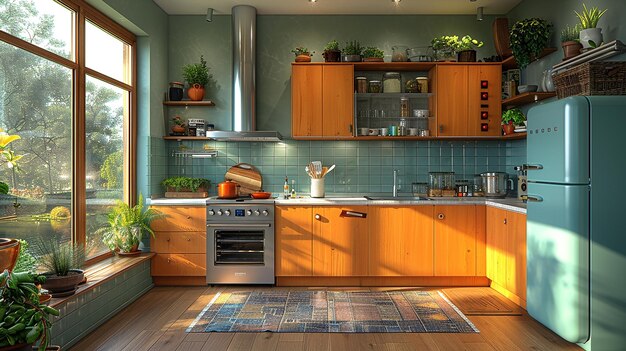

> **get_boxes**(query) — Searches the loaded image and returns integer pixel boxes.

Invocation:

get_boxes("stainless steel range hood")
[205,5,282,142]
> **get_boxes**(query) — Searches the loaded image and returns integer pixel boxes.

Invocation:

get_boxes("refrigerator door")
[527,182,589,343]
[527,97,589,184]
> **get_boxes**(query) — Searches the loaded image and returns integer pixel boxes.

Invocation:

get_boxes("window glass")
[85,21,131,84]
[0,40,72,247]
[0,0,75,60]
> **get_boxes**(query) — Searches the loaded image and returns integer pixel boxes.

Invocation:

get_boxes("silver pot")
[480,172,514,198]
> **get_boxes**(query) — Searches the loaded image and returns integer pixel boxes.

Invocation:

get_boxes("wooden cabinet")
[150,206,206,232]
[486,207,527,305]
[433,64,502,137]
[369,206,434,276]
[434,205,483,276]
[312,206,369,276]
[275,206,313,276]
[291,64,354,138]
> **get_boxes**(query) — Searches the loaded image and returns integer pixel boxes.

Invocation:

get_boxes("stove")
[205,196,275,284]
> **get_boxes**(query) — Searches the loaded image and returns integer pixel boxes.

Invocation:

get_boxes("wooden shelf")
[501,132,527,140]
[501,48,558,70]
[502,92,556,108]
[292,61,501,72]
[293,135,525,141]
[163,100,215,107]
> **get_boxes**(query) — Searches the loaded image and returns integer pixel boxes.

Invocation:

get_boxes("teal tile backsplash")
[153,139,514,196]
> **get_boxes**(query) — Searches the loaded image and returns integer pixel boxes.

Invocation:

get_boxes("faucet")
[392,169,399,197]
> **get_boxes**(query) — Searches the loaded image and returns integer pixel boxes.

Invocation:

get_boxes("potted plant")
[501,108,526,135]
[161,176,211,194]
[0,130,21,196]
[322,40,341,62]
[0,270,59,350]
[33,239,85,297]
[455,35,484,62]
[509,18,552,69]
[96,196,165,257]
[561,24,582,60]
[431,36,458,61]
[575,3,607,49]
[342,40,363,62]
[171,115,185,134]
[291,47,313,62]
[362,47,384,62]
[182,55,211,101]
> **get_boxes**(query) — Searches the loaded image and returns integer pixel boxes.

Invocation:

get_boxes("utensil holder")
[311,178,325,198]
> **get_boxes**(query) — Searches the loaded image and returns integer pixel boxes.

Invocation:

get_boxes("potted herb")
[33,239,86,297]
[96,196,165,257]
[561,24,582,60]
[291,47,313,62]
[509,18,552,69]
[161,176,211,196]
[575,3,607,49]
[171,115,185,134]
[342,40,363,62]
[182,55,211,101]
[501,108,526,135]
[455,35,484,62]
[362,47,384,62]
[0,270,59,350]
[322,40,341,62]
[0,130,21,196]
[431,36,458,61]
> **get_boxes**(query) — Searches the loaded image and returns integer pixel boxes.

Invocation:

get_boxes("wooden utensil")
[224,163,263,195]
[312,161,322,178]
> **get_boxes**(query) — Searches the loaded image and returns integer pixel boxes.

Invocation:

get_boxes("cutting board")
[493,18,513,58]
[225,163,262,195]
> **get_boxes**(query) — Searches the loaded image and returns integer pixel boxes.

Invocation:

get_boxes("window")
[0,0,136,261]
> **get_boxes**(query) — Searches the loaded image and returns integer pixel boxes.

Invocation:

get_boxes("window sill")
[49,252,154,308]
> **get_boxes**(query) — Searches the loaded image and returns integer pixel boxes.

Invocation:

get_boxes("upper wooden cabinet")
[291,64,354,138]
[432,64,502,137]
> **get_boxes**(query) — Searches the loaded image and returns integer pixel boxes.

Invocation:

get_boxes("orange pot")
[0,238,20,272]
[187,84,205,101]
[295,54,311,62]
[217,180,239,199]
[502,122,515,135]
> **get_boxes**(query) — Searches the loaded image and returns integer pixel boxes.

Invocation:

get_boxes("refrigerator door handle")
[527,195,544,202]
[523,164,544,171]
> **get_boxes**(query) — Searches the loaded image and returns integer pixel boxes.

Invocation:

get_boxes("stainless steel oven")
[206,199,274,284]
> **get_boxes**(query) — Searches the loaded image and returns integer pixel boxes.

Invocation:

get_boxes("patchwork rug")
[187,290,479,333]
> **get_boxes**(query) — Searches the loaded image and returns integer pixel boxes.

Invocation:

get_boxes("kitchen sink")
[364,196,431,201]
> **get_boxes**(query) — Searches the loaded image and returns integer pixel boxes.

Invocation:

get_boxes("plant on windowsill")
[509,18,552,69]
[0,130,23,273]
[32,238,86,298]
[182,55,212,101]
[501,108,526,135]
[96,195,165,257]
[322,40,341,62]
[575,3,607,49]
[342,40,363,62]
[561,24,582,60]
[362,47,384,62]
[291,47,313,62]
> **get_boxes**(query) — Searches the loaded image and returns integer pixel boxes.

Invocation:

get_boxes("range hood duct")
[206,5,282,141]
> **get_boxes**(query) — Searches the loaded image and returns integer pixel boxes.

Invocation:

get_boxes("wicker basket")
[553,62,626,99]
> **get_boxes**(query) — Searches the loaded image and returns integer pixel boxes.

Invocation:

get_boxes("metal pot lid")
[480,172,508,176]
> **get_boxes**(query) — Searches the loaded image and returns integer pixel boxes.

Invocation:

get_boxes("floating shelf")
[171,150,217,158]
[501,132,527,140]
[163,100,215,107]
[502,92,556,108]
[355,93,432,98]
[501,48,558,70]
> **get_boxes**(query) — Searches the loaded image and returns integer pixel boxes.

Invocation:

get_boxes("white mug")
[380,127,388,136]
[359,128,369,136]
[368,128,379,136]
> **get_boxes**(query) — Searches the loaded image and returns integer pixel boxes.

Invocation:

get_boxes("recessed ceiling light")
[309,0,317,2]
[392,0,401,3]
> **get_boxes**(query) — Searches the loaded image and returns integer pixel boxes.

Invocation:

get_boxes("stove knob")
[208,209,215,216]
[217,210,223,216]
[262,210,269,216]
[246,209,252,216]
[254,210,260,216]
[224,210,231,216]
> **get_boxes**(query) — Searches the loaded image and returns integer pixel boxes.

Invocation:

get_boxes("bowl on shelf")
[517,85,538,94]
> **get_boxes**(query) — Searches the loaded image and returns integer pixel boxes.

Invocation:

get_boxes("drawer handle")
[186,238,191,241]
[187,216,192,219]
[503,218,507,225]
[315,214,321,220]
[167,258,171,263]
[437,213,445,220]
[166,238,170,242]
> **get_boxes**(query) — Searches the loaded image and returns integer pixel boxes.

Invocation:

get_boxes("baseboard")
[490,280,527,309]
[153,276,207,286]
[276,276,490,287]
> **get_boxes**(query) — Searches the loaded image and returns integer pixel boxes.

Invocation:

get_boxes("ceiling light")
[392,0,401,3]
[206,8,213,22]
[477,6,484,21]
[309,0,317,2]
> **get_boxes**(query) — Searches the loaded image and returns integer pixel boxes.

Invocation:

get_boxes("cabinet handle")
[187,216,192,219]
[439,125,443,133]
[167,258,171,263]
[503,218,507,225]
[186,238,191,241]
[166,238,170,242]
[349,124,353,133]
[437,213,445,220]
[527,195,544,202]
[315,214,321,220]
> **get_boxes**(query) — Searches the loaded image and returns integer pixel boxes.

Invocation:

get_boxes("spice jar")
[169,82,184,101]
[416,77,429,93]
[368,80,382,93]
[405,78,419,93]
[383,72,401,93]
[356,77,368,93]
[400,97,410,117]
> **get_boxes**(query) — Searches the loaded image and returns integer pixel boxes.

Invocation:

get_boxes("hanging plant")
[509,18,552,69]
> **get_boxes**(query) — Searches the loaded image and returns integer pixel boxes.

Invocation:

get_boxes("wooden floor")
[70,286,582,351]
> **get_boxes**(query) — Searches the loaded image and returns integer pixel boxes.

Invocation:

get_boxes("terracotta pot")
[171,125,185,133]
[40,269,84,297]
[217,180,239,199]
[39,292,52,305]
[502,123,515,135]
[0,343,32,351]
[187,84,205,101]
[0,238,20,272]
[362,57,384,62]
[457,50,477,62]
[295,54,311,62]
[322,50,341,62]
[561,41,582,61]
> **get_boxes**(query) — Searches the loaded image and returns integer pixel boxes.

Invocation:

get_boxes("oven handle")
[207,223,272,228]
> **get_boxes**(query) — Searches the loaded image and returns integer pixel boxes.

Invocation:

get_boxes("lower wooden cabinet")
[151,253,206,276]
[434,205,484,276]
[152,231,206,253]
[275,206,313,276]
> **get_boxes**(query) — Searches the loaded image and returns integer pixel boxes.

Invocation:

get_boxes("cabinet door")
[436,65,469,136]
[506,212,527,300]
[275,206,313,276]
[291,65,323,137]
[486,206,507,284]
[151,232,206,253]
[322,65,354,137]
[150,206,206,232]
[468,65,502,136]
[312,206,368,276]
[434,205,477,276]
[369,206,434,276]
[152,253,206,276]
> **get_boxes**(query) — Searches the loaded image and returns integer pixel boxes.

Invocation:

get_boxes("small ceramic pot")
[295,54,311,62]
[187,84,205,101]
[322,50,341,62]
[457,50,477,62]
[561,41,582,60]
[342,54,362,62]
[502,123,515,135]
[579,28,603,49]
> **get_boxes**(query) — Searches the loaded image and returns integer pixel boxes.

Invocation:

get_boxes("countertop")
[148,196,526,214]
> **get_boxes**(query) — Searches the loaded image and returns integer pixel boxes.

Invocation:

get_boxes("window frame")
[0,0,137,264]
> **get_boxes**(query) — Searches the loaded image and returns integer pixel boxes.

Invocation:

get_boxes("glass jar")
[356,77,368,93]
[428,172,455,197]
[368,80,382,93]
[398,118,408,136]
[405,78,419,93]
[473,174,485,197]
[412,182,428,197]
[416,77,429,93]
[400,97,410,117]
[391,45,409,62]
[383,72,401,93]
[169,81,184,101]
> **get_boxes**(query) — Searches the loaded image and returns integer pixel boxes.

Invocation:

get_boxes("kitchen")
[0,0,625,350]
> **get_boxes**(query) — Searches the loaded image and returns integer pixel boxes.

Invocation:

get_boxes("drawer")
[152,232,206,254]
[150,206,206,232]
[151,253,206,276]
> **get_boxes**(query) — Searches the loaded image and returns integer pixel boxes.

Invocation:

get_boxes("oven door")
[206,223,274,284]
